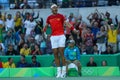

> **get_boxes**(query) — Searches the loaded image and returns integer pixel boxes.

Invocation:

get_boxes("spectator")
[115,15,119,26]
[105,12,112,25]
[71,30,81,47]
[69,0,74,7]
[91,21,100,42]
[13,2,20,9]
[20,0,31,9]
[14,30,23,45]
[87,9,103,28]
[22,10,31,21]
[116,16,120,52]
[22,8,39,21]
[6,44,18,55]
[62,0,69,8]
[37,0,44,8]
[92,0,98,7]
[14,11,22,32]
[101,60,107,66]
[80,43,87,55]
[0,5,2,9]
[65,22,71,41]
[96,26,107,54]
[0,11,4,20]
[74,0,83,8]
[17,55,29,67]
[85,0,93,7]
[15,29,25,43]
[31,44,41,55]
[0,44,5,55]
[87,57,97,67]
[30,55,41,67]
[0,58,3,68]
[64,40,81,76]
[34,18,43,35]
[65,13,76,41]
[103,45,113,54]
[74,15,84,36]
[4,57,16,68]
[93,45,99,55]
[24,15,37,37]
[81,23,88,40]
[18,38,25,52]
[20,43,31,56]
[14,29,24,45]
[102,11,112,25]
[29,37,36,52]
[117,27,120,52]
[35,34,43,45]
[40,38,46,55]
[67,13,76,26]
[4,29,16,50]
[0,12,4,42]
[46,35,53,55]
[83,27,94,54]
[105,23,119,53]
[34,18,43,44]
[26,36,36,50]
[4,13,14,31]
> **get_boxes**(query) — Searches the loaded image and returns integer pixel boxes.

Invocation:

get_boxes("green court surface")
[0,77,120,80]
[0,67,119,77]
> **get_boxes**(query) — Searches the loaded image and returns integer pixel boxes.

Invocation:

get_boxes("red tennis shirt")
[46,13,65,36]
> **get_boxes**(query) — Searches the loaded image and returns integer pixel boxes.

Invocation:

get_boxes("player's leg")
[50,36,61,78]
[53,48,62,78]
[58,35,66,78]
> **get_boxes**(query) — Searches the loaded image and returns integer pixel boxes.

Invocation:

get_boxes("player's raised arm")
[64,21,79,34]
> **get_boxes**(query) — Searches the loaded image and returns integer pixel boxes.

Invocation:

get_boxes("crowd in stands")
[68,10,120,55]
[1,0,120,9]
[14,0,120,9]
[65,10,120,55]
[86,57,107,67]
[13,0,120,9]
[0,55,107,68]
[0,55,41,68]
[0,9,53,56]
[12,0,120,9]
[0,8,120,56]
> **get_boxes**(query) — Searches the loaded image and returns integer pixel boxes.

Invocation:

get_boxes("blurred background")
[0,0,120,10]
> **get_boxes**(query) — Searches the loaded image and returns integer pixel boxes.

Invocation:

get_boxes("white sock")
[56,67,61,78]
[61,66,66,78]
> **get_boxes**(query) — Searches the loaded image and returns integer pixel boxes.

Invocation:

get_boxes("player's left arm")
[64,21,79,34]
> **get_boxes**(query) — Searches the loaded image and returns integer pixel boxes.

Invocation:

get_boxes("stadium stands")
[0,53,120,67]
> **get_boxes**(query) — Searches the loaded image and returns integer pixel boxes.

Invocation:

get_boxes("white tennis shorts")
[50,35,66,49]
